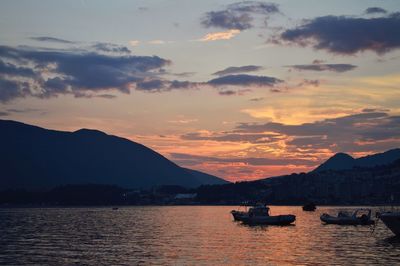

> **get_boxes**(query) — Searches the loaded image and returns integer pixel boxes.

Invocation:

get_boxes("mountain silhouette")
[314,149,400,172]
[0,119,227,189]
[183,168,228,185]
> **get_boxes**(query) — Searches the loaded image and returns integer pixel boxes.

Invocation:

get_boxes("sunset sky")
[1,0,399,181]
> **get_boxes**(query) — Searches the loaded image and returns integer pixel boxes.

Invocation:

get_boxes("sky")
[0,0,400,182]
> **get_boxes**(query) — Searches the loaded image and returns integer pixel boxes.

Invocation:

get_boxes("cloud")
[234,112,400,153]
[91,42,131,54]
[0,60,36,77]
[96,94,117,99]
[148,40,172,45]
[199,29,240,41]
[170,153,315,166]
[298,79,320,87]
[175,111,400,176]
[208,74,282,87]
[365,7,387,14]
[129,40,140,47]
[135,79,164,91]
[134,73,282,94]
[168,118,198,124]
[138,7,148,12]
[249,97,264,101]
[213,65,263,76]
[202,10,252,30]
[280,13,400,54]
[0,79,29,103]
[362,108,390,113]
[0,45,170,102]
[287,62,357,72]
[0,43,285,102]
[6,108,43,113]
[218,90,237,96]
[170,72,196,78]
[135,79,198,92]
[181,131,282,144]
[30,36,75,44]
[201,1,280,30]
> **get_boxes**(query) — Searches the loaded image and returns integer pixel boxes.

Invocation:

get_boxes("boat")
[377,211,400,236]
[231,210,247,221]
[320,209,374,225]
[231,204,296,225]
[302,202,316,211]
[231,203,250,221]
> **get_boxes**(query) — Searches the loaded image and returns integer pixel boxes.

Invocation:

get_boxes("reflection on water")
[0,206,399,265]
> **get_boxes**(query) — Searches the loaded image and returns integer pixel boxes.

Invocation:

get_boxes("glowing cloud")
[199,29,240,41]
[129,40,140,46]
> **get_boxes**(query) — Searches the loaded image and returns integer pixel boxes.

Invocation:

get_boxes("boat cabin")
[248,205,270,217]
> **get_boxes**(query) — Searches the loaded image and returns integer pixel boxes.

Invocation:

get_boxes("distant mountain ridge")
[0,119,228,189]
[313,148,400,172]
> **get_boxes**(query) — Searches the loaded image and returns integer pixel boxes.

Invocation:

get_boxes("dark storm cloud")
[30,36,75,44]
[287,63,357,72]
[280,13,400,54]
[213,65,263,76]
[208,74,282,87]
[91,43,131,54]
[0,45,171,102]
[365,7,387,14]
[202,1,280,30]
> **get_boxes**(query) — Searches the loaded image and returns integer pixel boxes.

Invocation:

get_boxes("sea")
[0,206,399,265]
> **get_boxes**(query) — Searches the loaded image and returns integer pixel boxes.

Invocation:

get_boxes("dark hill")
[313,153,355,172]
[313,149,400,172]
[0,119,227,189]
[184,168,229,185]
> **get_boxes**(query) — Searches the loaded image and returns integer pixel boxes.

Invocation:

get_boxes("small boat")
[112,207,119,210]
[231,210,247,221]
[302,202,317,211]
[320,209,374,225]
[231,204,296,225]
[231,202,251,221]
[377,212,400,236]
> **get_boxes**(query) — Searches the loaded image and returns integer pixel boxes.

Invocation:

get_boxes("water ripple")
[0,206,399,265]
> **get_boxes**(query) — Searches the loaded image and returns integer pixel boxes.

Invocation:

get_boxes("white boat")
[320,209,374,225]
[377,212,400,236]
[231,204,296,225]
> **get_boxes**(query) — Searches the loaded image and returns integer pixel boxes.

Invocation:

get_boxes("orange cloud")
[199,29,240,41]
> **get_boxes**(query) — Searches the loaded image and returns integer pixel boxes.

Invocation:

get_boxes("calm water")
[0,206,399,265]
